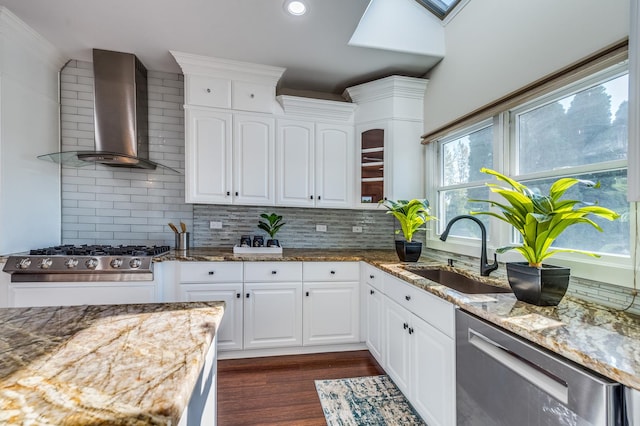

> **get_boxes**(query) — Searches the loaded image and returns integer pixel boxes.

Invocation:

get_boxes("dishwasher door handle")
[468,328,569,404]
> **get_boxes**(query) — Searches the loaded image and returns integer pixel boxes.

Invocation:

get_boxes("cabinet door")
[180,283,243,351]
[365,283,385,366]
[315,123,353,208]
[233,114,275,205]
[276,119,315,207]
[185,108,233,204]
[244,282,302,349]
[411,314,456,426]
[303,281,359,346]
[383,297,411,396]
[356,123,387,209]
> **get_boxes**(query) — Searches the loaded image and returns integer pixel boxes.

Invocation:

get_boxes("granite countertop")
[160,247,640,390]
[0,301,224,425]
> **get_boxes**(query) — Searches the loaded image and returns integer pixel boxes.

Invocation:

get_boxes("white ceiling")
[0,0,444,95]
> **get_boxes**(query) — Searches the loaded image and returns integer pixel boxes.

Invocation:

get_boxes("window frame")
[426,62,634,288]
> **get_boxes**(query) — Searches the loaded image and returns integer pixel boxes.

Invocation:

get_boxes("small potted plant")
[471,168,620,306]
[379,199,436,262]
[258,213,285,247]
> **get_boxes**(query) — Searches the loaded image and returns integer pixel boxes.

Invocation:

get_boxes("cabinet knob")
[206,88,211,93]
[310,195,314,200]
[271,270,277,274]
[236,293,241,298]
[306,291,310,297]
[235,191,239,196]
[408,327,414,335]
[405,295,411,301]
[246,293,250,298]
[226,191,230,196]
[369,274,374,279]
[403,322,408,330]
[330,270,336,275]
[208,271,215,275]
[318,195,321,200]
[370,289,375,295]
[250,93,255,98]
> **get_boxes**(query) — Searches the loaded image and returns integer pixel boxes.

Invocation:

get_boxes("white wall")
[423,0,630,133]
[0,8,65,254]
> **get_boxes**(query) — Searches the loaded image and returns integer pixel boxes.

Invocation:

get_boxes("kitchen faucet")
[439,215,498,277]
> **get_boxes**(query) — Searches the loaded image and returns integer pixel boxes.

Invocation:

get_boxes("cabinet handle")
[226,191,230,196]
[405,295,411,301]
[310,195,314,200]
[370,289,375,295]
[408,327,414,335]
[306,291,310,297]
[206,88,211,93]
[208,271,215,275]
[246,293,250,298]
[236,293,241,298]
[403,322,408,330]
[369,274,374,279]
[330,270,336,275]
[271,270,277,274]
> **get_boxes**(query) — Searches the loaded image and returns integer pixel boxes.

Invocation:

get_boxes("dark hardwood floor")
[217,350,385,426]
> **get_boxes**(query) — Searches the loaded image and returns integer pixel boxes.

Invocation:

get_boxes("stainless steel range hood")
[39,49,179,174]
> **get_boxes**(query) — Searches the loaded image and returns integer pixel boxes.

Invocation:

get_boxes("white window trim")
[425,64,634,288]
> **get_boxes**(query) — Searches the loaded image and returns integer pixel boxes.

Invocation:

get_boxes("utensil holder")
[176,232,190,251]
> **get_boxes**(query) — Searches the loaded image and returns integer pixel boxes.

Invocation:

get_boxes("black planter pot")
[395,241,422,262]
[266,239,280,247]
[506,262,570,306]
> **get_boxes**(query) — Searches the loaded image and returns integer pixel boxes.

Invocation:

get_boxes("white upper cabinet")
[276,96,356,209]
[344,76,428,208]
[185,108,233,204]
[233,114,275,205]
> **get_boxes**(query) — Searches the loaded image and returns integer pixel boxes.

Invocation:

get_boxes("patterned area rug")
[315,375,426,425]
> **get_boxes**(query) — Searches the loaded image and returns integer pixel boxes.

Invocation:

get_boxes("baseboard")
[218,342,368,360]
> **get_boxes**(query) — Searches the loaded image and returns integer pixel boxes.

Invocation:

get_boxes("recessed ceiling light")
[285,0,307,16]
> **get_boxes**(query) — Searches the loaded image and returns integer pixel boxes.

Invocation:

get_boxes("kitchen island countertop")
[0,301,224,425]
[158,247,640,390]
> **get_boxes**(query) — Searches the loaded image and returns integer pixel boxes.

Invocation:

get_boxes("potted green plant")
[379,199,436,262]
[258,213,285,247]
[471,168,620,306]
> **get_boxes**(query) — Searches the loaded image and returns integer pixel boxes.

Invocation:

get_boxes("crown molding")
[277,95,356,122]
[344,75,428,104]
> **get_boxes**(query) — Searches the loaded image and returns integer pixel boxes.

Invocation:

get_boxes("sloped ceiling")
[0,0,446,94]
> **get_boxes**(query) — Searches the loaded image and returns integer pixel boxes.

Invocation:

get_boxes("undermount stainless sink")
[403,267,512,295]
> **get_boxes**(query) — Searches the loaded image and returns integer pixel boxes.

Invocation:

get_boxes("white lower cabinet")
[180,283,243,351]
[365,283,385,364]
[177,262,244,351]
[379,270,456,426]
[244,281,302,349]
[303,281,359,346]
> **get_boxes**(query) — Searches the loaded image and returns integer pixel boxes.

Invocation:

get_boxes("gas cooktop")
[29,245,170,256]
[3,245,171,283]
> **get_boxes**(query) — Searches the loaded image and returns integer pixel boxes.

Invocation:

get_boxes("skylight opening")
[414,0,463,19]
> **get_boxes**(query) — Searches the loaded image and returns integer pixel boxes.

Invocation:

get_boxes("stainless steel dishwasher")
[456,310,625,425]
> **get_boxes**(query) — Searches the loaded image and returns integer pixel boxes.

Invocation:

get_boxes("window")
[414,0,463,19]
[428,63,631,284]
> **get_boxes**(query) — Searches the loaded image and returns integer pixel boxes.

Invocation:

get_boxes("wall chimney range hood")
[39,49,179,174]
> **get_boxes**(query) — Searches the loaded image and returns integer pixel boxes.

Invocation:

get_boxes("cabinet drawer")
[179,262,243,283]
[244,262,302,282]
[187,75,232,108]
[363,263,384,292]
[232,81,274,112]
[303,262,360,282]
[384,272,455,338]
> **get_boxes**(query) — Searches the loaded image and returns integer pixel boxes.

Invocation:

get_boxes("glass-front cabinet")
[360,128,385,204]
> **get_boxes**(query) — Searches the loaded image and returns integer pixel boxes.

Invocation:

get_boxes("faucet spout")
[439,215,498,277]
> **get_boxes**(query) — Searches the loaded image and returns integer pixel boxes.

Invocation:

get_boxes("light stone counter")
[0,301,224,425]
[158,247,640,390]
